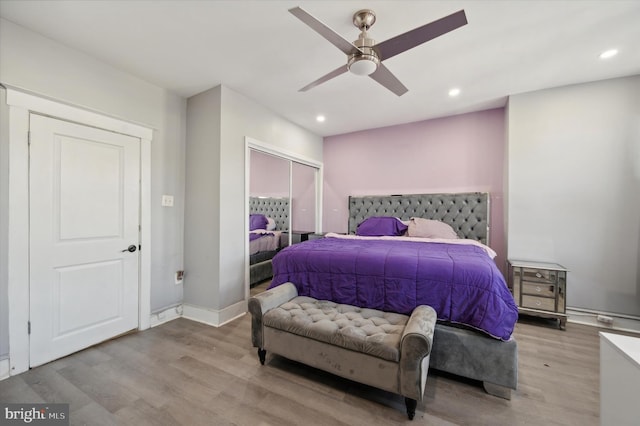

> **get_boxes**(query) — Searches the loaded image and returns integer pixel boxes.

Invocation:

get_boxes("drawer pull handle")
[535,300,541,306]
[535,286,541,293]
[535,272,542,278]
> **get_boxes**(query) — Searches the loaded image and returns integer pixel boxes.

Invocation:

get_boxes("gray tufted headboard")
[348,192,490,245]
[250,197,290,231]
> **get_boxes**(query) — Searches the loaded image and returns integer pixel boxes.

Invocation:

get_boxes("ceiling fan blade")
[289,7,360,56]
[299,65,349,92]
[375,10,467,61]
[369,64,408,96]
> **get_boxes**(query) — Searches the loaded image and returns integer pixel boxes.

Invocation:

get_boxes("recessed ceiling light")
[599,49,618,59]
[316,115,326,122]
[448,88,461,97]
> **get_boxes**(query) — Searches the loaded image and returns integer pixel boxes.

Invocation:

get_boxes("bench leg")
[404,397,417,420]
[257,348,266,365]
[483,382,511,400]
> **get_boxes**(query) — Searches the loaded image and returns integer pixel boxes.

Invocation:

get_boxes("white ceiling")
[1,0,639,137]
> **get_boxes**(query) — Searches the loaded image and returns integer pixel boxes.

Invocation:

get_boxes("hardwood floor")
[0,282,616,425]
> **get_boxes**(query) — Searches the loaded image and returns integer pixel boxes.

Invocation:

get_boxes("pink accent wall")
[323,108,508,271]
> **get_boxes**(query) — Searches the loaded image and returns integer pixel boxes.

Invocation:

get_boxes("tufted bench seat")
[249,283,437,420]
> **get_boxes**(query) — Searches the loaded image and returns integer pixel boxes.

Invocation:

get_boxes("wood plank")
[0,283,616,425]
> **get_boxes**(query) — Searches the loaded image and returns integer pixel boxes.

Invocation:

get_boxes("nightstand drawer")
[522,282,555,298]
[522,295,556,312]
[517,268,559,284]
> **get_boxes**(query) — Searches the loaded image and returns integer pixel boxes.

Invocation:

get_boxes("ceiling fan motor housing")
[347,9,380,76]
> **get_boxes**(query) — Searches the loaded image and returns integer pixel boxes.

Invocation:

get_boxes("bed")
[249,197,289,286]
[269,192,519,398]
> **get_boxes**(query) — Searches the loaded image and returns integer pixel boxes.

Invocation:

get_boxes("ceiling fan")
[289,6,468,96]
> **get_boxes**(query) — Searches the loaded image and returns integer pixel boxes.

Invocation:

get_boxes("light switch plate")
[161,195,174,207]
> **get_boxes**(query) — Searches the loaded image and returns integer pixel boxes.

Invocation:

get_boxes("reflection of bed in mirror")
[249,197,289,286]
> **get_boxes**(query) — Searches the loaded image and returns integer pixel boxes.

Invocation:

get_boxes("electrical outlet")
[162,195,174,207]
[597,315,613,325]
[175,270,184,285]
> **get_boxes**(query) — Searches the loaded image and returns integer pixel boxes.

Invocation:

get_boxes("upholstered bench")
[248,283,437,420]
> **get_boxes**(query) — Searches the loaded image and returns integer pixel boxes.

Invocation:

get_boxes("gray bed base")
[249,197,289,286]
[348,193,517,398]
[250,259,273,287]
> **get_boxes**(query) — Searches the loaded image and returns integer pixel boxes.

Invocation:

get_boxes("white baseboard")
[182,300,247,327]
[0,358,10,381]
[567,307,640,334]
[149,305,183,328]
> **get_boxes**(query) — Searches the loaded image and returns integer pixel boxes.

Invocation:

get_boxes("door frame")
[6,88,152,376]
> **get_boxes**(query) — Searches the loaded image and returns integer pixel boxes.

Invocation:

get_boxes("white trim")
[8,105,30,375]
[149,305,183,328]
[182,300,247,327]
[568,307,640,335]
[0,358,9,381]
[5,85,154,139]
[139,138,152,331]
[287,160,293,246]
[246,137,322,170]
[315,166,324,234]
[244,141,251,301]
[5,87,152,376]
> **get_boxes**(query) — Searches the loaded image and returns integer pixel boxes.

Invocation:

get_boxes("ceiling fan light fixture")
[347,54,379,75]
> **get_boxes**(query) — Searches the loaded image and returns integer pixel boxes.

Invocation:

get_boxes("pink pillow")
[407,218,459,239]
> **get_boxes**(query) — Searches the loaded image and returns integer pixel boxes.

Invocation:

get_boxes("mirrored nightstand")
[508,259,568,330]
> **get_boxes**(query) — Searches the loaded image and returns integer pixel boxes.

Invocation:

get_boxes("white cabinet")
[600,332,640,426]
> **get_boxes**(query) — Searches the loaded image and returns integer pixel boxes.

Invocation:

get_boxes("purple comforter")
[269,237,518,340]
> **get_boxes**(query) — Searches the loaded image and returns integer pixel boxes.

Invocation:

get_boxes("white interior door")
[29,114,140,367]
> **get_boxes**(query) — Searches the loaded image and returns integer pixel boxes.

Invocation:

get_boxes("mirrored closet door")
[249,149,291,246]
[247,141,322,289]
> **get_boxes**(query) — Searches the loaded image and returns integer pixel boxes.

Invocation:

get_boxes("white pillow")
[408,217,459,239]
[265,217,277,231]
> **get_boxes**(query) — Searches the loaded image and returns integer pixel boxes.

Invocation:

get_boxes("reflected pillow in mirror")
[249,214,269,231]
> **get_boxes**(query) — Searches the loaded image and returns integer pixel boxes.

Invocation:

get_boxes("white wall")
[184,85,322,317]
[219,86,323,308]
[0,18,187,357]
[508,75,640,316]
[184,86,222,306]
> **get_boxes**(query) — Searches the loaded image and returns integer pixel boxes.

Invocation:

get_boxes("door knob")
[122,245,137,253]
